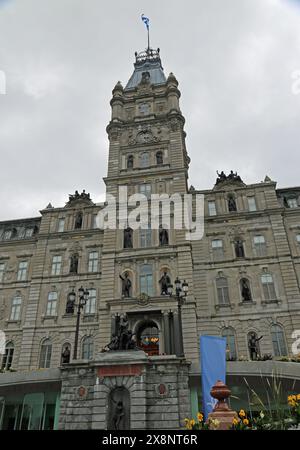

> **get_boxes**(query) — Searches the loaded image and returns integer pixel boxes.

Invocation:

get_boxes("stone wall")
[58,351,191,430]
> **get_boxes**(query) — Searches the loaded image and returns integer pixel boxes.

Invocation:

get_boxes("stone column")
[172,310,182,357]
[163,311,170,354]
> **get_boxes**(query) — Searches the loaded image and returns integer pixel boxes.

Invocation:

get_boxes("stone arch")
[134,319,160,355]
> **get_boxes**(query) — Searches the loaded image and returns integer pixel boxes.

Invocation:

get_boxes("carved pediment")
[65,191,95,208]
[213,171,246,190]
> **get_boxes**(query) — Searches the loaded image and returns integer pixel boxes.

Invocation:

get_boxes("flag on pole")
[200,335,227,419]
[141,14,150,30]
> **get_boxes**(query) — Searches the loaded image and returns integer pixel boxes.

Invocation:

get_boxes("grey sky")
[0,0,300,220]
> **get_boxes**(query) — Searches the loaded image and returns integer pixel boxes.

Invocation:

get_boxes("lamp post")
[167,277,189,357]
[68,287,89,360]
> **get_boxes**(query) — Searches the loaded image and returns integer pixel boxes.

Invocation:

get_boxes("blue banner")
[200,335,226,419]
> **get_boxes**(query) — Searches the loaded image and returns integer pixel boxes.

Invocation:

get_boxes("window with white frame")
[140,264,153,296]
[208,201,217,216]
[271,324,287,357]
[1,342,14,370]
[253,235,267,257]
[10,295,22,321]
[247,196,257,212]
[216,276,230,305]
[0,263,5,282]
[46,292,58,316]
[82,336,93,359]
[211,239,224,258]
[84,288,96,315]
[17,261,28,281]
[51,255,62,276]
[140,225,152,248]
[39,339,52,368]
[88,251,99,273]
[139,183,152,199]
[57,218,65,232]
[287,198,298,208]
[92,214,98,229]
[261,273,277,301]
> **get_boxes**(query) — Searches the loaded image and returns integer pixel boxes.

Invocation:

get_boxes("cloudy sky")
[0,0,300,220]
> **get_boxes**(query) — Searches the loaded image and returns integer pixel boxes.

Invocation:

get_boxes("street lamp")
[68,286,89,360]
[167,277,189,357]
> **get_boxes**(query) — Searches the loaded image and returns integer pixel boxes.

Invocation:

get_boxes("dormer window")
[287,197,298,208]
[25,228,33,238]
[3,230,12,240]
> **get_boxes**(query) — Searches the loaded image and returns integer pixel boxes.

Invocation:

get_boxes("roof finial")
[141,14,150,51]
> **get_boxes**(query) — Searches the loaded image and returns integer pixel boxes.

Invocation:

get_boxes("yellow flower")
[197,412,204,422]
[239,409,246,418]
[232,418,239,426]
[190,419,195,427]
[243,419,249,426]
[297,394,300,401]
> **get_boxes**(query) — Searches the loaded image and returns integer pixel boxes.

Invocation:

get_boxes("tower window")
[51,255,62,276]
[140,264,153,296]
[10,295,22,321]
[88,251,99,273]
[17,261,28,281]
[216,276,230,305]
[84,288,96,315]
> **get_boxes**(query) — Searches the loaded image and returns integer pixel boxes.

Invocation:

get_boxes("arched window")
[137,321,159,356]
[156,151,163,165]
[222,329,237,361]
[140,152,150,168]
[39,338,52,368]
[1,342,14,370]
[82,336,93,360]
[261,273,277,301]
[216,276,230,305]
[127,154,134,169]
[240,278,252,302]
[271,324,287,357]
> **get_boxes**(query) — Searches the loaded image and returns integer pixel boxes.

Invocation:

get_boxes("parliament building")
[0,45,300,430]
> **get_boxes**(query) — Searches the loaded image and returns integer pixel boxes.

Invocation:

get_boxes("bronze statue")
[241,279,252,302]
[159,227,169,246]
[69,254,79,273]
[103,314,137,352]
[127,155,134,169]
[74,212,83,229]
[235,240,245,258]
[228,196,237,212]
[66,297,75,314]
[119,272,132,297]
[156,151,163,165]
[111,398,125,430]
[159,271,171,295]
[61,346,71,364]
[248,332,263,360]
[124,227,133,248]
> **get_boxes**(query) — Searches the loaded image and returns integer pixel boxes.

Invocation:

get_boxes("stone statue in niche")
[241,278,252,302]
[159,271,171,295]
[69,254,79,273]
[159,227,169,246]
[235,240,245,258]
[108,387,130,430]
[156,151,163,165]
[119,272,132,297]
[127,155,134,169]
[228,196,237,212]
[248,332,263,360]
[74,212,83,229]
[66,297,75,314]
[61,346,71,364]
[123,227,133,248]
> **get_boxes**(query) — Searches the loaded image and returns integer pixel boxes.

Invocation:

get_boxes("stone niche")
[58,351,191,430]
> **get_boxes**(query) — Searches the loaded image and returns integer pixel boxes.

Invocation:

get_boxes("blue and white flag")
[200,335,227,419]
[141,14,150,30]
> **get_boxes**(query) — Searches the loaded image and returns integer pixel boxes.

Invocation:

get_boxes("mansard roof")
[125,48,166,91]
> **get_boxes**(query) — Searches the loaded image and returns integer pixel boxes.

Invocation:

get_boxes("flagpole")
[147,25,150,51]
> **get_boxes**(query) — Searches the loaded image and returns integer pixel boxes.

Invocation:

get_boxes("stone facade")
[58,351,190,430]
[0,46,300,429]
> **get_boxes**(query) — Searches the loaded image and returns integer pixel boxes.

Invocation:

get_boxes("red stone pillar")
[207,380,238,430]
